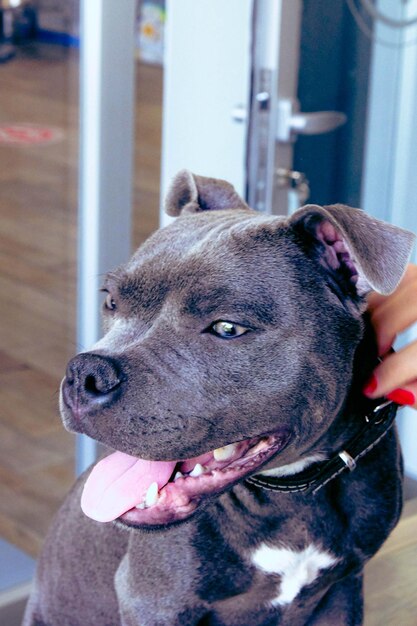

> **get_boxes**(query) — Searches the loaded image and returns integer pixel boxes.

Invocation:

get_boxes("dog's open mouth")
[80,430,290,527]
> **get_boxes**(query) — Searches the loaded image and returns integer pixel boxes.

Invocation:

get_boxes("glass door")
[0,0,81,606]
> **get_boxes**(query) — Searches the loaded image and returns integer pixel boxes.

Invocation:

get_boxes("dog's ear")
[165,170,250,216]
[289,204,415,296]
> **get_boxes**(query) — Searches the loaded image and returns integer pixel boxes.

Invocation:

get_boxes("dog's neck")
[252,316,392,492]
[248,398,398,494]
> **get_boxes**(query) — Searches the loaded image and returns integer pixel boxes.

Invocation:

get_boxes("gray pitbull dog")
[24,171,415,626]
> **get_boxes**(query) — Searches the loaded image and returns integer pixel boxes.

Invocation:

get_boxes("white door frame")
[76,0,136,474]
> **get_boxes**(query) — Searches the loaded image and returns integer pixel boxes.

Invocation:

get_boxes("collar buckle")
[365,399,397,425]
[338,450,357,471]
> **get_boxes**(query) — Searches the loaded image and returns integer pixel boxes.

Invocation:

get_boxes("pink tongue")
[81,451,177,522]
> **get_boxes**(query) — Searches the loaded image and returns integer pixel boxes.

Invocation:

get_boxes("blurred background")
[0,1,416,623]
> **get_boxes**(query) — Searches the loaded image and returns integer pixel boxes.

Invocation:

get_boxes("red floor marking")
[0,123,64,145]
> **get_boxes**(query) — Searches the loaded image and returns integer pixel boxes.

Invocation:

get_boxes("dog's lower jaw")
[120,486,200,527]
[106,430,292,529]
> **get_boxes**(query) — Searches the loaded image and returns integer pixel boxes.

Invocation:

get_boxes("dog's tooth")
[213,443,237,461]
[135,502,146,510]
[144,481,159,507]
[189,463,205,477]
[174,471,184,481]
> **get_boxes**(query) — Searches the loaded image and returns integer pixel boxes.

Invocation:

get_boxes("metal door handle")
[233,97,347,142]
[277,98,347,142]
[290,111,347,135]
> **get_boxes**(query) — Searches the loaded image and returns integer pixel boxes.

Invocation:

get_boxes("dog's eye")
[102,291,117,311]
[209,320,249,339]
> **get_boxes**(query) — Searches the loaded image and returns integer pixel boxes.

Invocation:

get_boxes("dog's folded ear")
[289,204,415,296]
[165,170,249,216]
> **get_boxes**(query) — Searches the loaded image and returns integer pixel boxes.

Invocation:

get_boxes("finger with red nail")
[365,264,417,409]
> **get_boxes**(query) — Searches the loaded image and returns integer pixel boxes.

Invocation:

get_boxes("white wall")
[362,0,417,479]
[160,0,252,226]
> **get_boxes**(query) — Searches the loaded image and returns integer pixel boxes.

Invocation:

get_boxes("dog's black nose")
[63,353,123,414]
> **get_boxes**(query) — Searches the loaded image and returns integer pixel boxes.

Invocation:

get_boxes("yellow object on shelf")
[137,1,165,65]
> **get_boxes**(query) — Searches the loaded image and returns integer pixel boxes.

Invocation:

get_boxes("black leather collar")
[246,399,399,495]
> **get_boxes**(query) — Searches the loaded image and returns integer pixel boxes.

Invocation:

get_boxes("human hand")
[363,264,417,409]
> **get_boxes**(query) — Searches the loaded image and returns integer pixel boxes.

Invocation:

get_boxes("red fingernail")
[363,374,378,396]
[386,389,416,406]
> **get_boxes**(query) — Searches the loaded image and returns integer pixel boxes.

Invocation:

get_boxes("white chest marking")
[252,543,339,606]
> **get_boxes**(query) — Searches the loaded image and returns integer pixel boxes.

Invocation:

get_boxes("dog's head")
[60,171,414,528]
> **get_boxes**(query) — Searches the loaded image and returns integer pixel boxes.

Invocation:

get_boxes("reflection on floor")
[0,43,162,557]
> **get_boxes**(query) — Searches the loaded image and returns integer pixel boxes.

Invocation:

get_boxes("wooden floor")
[0,43,161,557]
[364,497,417,625]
